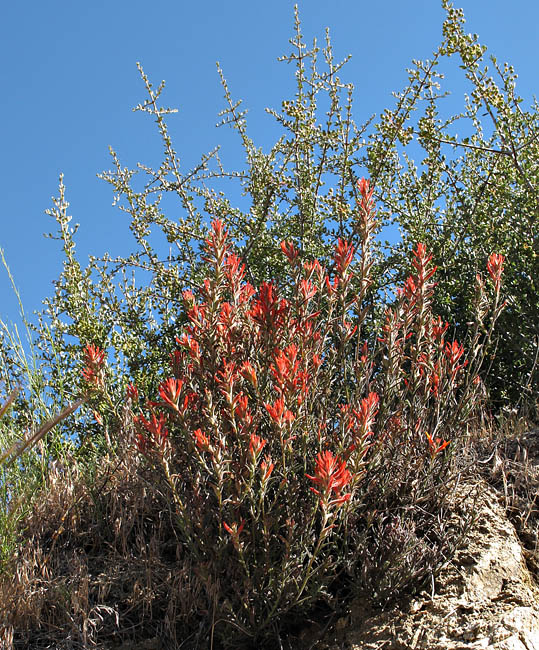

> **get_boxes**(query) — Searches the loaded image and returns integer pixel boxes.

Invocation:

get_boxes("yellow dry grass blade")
[0,396,86,467]
[0,388,19,420]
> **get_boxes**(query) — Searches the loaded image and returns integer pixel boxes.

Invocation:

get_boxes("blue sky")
[1,1,537,331]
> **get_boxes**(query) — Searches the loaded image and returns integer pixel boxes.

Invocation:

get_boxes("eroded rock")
[322,482,539,650]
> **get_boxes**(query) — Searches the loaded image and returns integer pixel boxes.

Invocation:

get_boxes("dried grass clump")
[486,423,539,579]
[0,450,210,649]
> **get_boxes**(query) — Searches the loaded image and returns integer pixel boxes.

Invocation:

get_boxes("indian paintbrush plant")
[56,195,505,646]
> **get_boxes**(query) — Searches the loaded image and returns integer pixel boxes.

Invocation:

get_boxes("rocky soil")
[302,427,539,650]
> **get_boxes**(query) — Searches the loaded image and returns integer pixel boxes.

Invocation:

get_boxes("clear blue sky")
[1,1,537,331]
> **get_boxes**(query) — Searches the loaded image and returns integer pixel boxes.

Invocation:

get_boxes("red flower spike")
[413,243,437,278]
[126,383,139,402]
[177,333,201,361]
[203,220,229,268]
[431,316,449,343]
[357,177,372,200]
[260,456,275,481]
[249,434,267,459]
[216,360,237,400]
[136,433,150,455]
[135,412,169,452]
[270,344,301,394]
[487,253,504,292]
[306,450,352,506]
[281,241,299,265]
[223,519,246,552]
[233,392,250,423]
[334,238,355,275]
[444,340,465,365]
[355,392,379,423]
[240,361,258,389]
[249,282,289,332]
[223,519,245,537]
[159,378,184,412]
[299,279,317,302]
[194,428,210,451]
[211,219,225,238]
[425,431,450,457]
[225,253,246,284]
[239,282,256,304]
[399,243,437,307]
[430,371,440,397]
[303,259,326,285]
[82,344,106,389]
[182,289,195,304]
[84,344,105,367]
[402,276,417,301]
[357,178,376,228]
[265,398,295,426]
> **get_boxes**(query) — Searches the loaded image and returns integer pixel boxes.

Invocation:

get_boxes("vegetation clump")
[0,2,536,648]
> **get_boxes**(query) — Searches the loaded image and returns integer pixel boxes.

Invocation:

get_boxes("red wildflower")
[281,240,299,265]
[240,361,258,389]
[84,343,105,367]
[487,253,504,292]
[426,431,450,457]
[203,220,229,266]
[270,344,301,394]
[136,433,150,455]
[135,412,169,450]
[260,456,275,481]
[218,302,235,330]
[306,450,352,507]
[444,340,464,363]
[159,378,184,411]
[239,281,256,304]
[225,253,246,284]
[223,519,246,551]
[401,276,417,301]
[193,428,210,451]
[176,333,201,361]
[233,392,251,423]
[357,177,373,202]
[249,282,289,332]
[81,344,106,389]
[182,289,195,305]
[303,259,326,285]
[299,278,317,302]
[431,316,449,343]
[400,243,437,305]
[265,398,295,426]
[126,383,139,402]
[325,274,340,295]
[334,238,355,275]
[351,392,379,434]
[249,434,267,459]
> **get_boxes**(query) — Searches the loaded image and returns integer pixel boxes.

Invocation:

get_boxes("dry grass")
[0,444,212,649]
[1,415,537,649]
[486,422,539,579]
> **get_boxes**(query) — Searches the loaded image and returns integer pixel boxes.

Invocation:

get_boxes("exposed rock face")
[338,484,539,649]
[309,429,539,650]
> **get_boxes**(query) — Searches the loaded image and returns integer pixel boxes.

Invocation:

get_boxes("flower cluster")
[81,344,106,390]
[96,191,505,643]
